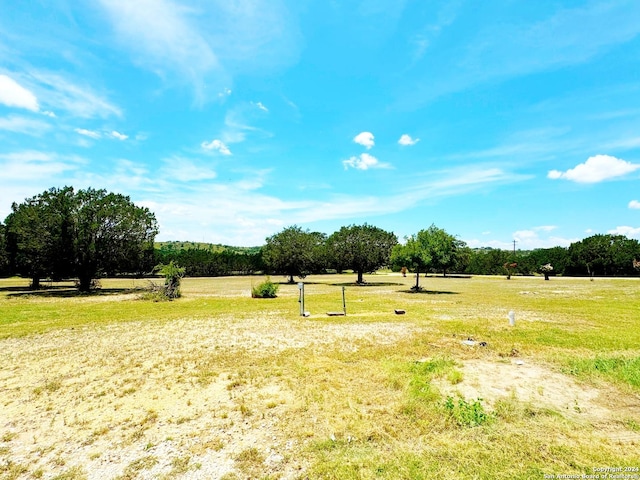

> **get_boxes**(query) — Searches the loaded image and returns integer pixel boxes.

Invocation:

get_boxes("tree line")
[1,187,640,289]
[259,225,640,283]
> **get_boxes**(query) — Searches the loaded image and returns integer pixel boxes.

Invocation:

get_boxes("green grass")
[1,273,640,478]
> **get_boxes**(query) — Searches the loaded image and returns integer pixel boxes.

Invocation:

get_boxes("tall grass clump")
[251,277,279,298]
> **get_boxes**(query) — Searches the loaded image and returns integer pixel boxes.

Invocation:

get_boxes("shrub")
[141,261,185,301]
[444,396,492,427]
[251,277,279,298]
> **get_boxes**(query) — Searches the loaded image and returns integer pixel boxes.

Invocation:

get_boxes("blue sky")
[1,1,640,248]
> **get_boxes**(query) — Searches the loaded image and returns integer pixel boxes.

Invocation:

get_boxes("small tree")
[156,261,185,299]
[540,263,553,280]
[504,262,517,280]
[391,233,431,291]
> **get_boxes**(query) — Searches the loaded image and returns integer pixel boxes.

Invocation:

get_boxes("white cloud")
[629,200,640,210]
[608,226,640,239]
[201,139,231,155]
[109,130,128,140]
[75,128,101,139]
[354,131,375,149]
[548,154,640,183]
[42,110,56,118]
[0,115,50,136]
[0,75,39,111]
[342,153,389,170]
[398,134,419,146]
[253,101,268,112]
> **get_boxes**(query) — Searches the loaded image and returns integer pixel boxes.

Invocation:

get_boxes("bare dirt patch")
[434,358,640,443]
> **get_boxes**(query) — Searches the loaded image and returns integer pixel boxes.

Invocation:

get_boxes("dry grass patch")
[1,274,639,478]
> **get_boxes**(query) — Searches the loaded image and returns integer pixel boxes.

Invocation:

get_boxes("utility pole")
[513,239,517,255]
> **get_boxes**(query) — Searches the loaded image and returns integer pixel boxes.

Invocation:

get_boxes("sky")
[1,0,640,249]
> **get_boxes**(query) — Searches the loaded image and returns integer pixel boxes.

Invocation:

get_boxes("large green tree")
[4,187,158,291]
[262,225,326,283]
[74,188,158,291]
[4,187,75,288]
[327,224,397,284]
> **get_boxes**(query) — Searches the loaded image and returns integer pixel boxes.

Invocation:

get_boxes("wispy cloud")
[548,154,640,183]
[0,150,87,218]
[401,1,640,108]
[75,128,101,139]
[343,153,389,170]
[109,130,128,140]
[353,131,375,149]
[253,101,269,112]
[97,0,300,103]
[160,156,217,182]
[0,74,39,111]
[0,115,50,136]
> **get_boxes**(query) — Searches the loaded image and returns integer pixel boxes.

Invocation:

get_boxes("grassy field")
[1,273,639,479]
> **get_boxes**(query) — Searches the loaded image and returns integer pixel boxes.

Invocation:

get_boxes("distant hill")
[155,241,261,255]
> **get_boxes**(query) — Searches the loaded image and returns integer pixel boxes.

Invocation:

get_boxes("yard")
[1,274,639,479]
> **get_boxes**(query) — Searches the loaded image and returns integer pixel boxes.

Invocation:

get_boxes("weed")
[114,455,158,480]
[50,466,87,480]
[234,448,264,476]
[447,369,464,385]
[444,396,492,427]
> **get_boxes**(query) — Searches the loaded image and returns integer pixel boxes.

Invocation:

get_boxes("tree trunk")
[30,276,40,290]
[287,275,294,284]
[78,274,93,292]
[415,271,420,290]
[544,273,550,280]
[357,270,364,284]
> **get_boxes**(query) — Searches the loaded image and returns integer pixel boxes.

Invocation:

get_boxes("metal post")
[298,282,305,316]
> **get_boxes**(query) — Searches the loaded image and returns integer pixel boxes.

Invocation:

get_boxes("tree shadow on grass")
[6,287,143,298]
[329,281,405,287]
[399,289,459,295]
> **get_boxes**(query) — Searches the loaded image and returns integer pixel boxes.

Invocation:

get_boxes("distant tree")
[392,225,466,289]
[391,232,432,291]
[74,188,158,291]
[421,224,466,277]
[527,247,569,276]
[327,224,397,284]
[540,263,553,280]
[262,225,326,283]
[0,223,8,276]
[566,234,640,277]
